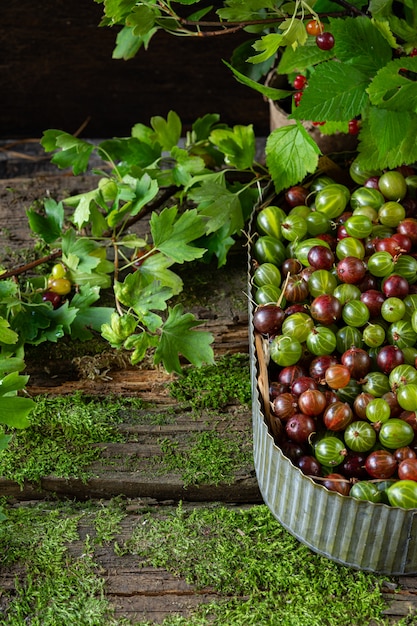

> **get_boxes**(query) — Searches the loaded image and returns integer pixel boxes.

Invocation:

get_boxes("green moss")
[0,498,411,626]
[122,503,393,626]
[0,393,145,485]
[0,501,118,625]
[158,428,253,486]
[169,353,251,411]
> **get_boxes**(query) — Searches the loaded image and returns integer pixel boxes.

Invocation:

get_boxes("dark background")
[1,0,270,139]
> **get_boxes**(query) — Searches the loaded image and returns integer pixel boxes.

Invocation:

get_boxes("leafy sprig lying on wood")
[1,112,287,377]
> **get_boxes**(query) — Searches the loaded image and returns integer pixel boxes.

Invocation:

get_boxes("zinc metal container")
[248,240,417,576]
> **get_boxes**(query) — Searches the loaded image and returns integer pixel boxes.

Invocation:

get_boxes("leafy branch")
[1,111,286,379]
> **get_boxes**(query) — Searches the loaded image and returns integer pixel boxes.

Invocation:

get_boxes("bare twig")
[0,250,62,280]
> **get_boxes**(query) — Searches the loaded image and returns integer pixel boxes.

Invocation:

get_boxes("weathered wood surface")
[2,166,417,624]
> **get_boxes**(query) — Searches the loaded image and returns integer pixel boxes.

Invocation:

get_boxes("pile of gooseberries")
[252,158,417,508]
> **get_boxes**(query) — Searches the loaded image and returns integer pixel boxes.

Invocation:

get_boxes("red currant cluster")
[42,262,72,309]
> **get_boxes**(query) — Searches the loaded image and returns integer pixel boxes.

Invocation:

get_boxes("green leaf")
[330,16,392,75]
[11,303,56,344]
[0,318,18,345]
[106,173,159,227]
[356,107,417,170]
[98,137,161,167]
[248,18,307,64]
[26,198,64,244]
[101,311,138,347]
[150,205,207,263]
[154,304,214,374]
[0,434,12,451]
[223,61,292,101]
[124,331,159,364]
[292,62,370,122]
[367,57,417,111]
[247,33,284,64]
[61,230,102,274]
[69,287,115,341]
[209,124,255,169]
[70,190,101,229]
[114,274,171,332]
[188,182,244,236]
[0,396,34,429]
[265,123,320,193]
[0,371,30,395]
[277,36,335,74]
[201,225,236,268]
[191,114,221,141]
[150,111,182,150]
[112,25,155,59]
[127,4,158,36]
[41,130,94,175]
[170,146,206,186]
[99,0,138,23]
[134,253,184,295]
[0,357,26,375]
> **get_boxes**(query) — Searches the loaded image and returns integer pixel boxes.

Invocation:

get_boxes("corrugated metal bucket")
[248,212,417,575]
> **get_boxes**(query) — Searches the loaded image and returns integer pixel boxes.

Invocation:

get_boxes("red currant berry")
[293,74,307,90]
[316,32,335,51]
[410,48,417,57]
[348,119,360,135]
[294,91,303,107]
[306,20,323,36]
[312,121,326,126]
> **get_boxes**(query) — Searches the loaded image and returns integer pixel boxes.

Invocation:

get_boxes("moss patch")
[157,427,253,486]
[0,393,144,485]
[0,498,412,626]
[0,501,119,625]
[121,502,396,626]
[169,353,251,411]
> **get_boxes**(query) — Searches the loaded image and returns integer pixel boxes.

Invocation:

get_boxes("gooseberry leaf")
[116,277,171,332]
[124,331,159,364]
[150,205,207,263]
[170,146,206,186]
[150,111,182,150]
[69,287,115,341]
[27,198,64,244]
[209,124,255,169]
[0,357,26,375]
[154,304,214,374]
[127,5,158,36]
[134,253,184,295]
[112,25,154,59]
[41,130,94,175]
[265,123,320,193]
[0,318,18,345]
[223,61,292,101]
[98,137,161,167]
[101,312,138,347]
[189,182,244,235]
[0,371,30,395]
[0,396,34,429]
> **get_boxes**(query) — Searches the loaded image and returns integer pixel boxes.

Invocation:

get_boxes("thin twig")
[0,250,62,280]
